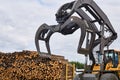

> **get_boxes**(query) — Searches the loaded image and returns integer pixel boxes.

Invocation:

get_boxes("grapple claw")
[35,23,54,55]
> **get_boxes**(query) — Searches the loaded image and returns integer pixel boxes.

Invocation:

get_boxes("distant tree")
[69,61,84,69]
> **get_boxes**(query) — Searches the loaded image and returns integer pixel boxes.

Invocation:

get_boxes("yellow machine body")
[92,49,120,78]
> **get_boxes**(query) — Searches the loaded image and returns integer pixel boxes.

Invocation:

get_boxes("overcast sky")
[0,0,120,63]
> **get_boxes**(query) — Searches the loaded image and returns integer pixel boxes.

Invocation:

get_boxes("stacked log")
[0,50,74,80]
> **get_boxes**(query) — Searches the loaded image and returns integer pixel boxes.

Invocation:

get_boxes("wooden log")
[0,50,74,80]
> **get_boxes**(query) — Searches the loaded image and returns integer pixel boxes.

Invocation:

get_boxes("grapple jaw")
[35,16,96,57]
[35,23,54,55]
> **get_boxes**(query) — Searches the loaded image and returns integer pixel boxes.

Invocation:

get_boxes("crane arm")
[35,0,117,61]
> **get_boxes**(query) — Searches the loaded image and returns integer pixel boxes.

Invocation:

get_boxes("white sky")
[0,0,120,63]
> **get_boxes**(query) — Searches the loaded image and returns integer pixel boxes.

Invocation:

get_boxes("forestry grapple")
[35,0,119,80]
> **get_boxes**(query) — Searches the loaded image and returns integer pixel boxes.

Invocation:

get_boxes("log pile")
[0,50,74,80]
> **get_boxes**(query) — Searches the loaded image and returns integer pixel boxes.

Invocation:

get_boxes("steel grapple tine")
[45,31,54,54]
[35,23,54,56]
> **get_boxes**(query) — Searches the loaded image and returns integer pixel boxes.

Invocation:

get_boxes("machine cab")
[96,49,120,68]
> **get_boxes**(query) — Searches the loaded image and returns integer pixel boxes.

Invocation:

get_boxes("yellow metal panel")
[92,64,100,74]
[72,64,75,79]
